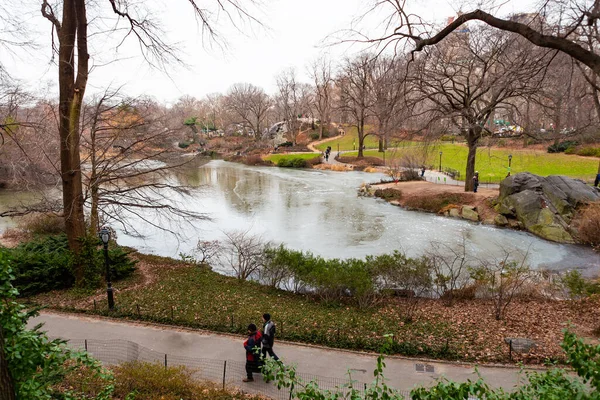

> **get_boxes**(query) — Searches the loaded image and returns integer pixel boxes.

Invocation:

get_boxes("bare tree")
[337,54,376,158]
[36,0,260,284]
[407,27,546,191]
[80,90,207,238]
[309,57,334,139]
[427,237,474,306]
[371,55,407,151]
[275,69,313,145]
[471,251,531,320]
[225,83,271,139]
[354,0,600,78]
[221,230,270,281]
[0,88,60,190]
[194,240,221,266]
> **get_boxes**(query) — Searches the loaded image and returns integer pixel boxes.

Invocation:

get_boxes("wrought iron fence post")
[164,353,168,370]
[222,360,227,389]
[84,339,88,352]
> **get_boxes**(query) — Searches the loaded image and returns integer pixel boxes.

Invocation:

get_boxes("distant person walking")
[595,173,600,187]
[243,323,262,382]
[421,166,426,177]
[261,313,279,361]
[473,172,480,193]
[325,146,331,162]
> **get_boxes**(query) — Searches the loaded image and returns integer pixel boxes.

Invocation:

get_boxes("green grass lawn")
[263,153,320,163]
[314,126,413,151]
[346,143,599,183]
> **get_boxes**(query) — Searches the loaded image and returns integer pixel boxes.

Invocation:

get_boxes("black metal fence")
[60,338,412,400]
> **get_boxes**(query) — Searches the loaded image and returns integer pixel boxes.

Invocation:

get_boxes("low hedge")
[1,234,137,296]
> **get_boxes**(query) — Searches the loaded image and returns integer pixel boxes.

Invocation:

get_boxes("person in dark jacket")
[595,173,600,187]
[473,171,480,193]
[261,313,279,361]
[243,323,262,382]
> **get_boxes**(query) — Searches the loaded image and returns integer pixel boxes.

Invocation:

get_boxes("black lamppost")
[439,151,443,172]
[99,227,114,310]
[508,154,513,176]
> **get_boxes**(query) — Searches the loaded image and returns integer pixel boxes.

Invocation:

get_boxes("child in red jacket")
[243,323,262,382]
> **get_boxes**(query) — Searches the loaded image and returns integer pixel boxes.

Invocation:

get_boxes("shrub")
[564,146,577,154]
[337,156,385,166]
[309,132,320,140]
[277,157,308,168]
[178,141,191,149]
[112,362,199,400]
[1,255,114,399]
[374,188,402,201]
[576,147,600,157]
[18,212,65,235]
[558,270,600,300]
[111,361,259,400]
[578,203,600,248]
[2,234,137,296]
[242,155,272,166]
[307,156,321,166]
[404,193,476,213]
[547,140,579,153]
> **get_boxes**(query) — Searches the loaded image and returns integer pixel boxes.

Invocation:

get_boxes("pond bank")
[362,176,600,247]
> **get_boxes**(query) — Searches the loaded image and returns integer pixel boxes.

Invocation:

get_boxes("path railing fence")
[60,338,412,400]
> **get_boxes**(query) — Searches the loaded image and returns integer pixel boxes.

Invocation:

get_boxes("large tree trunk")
[357,120,365,158]
[58,0,89,285]
[0,326,15,400]
[464,128,479,192]
[593,89,600,125]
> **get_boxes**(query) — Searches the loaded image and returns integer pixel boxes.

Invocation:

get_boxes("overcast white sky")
[1,0,526,103]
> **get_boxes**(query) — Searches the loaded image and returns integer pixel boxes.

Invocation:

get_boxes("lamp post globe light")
[99,226,114,310]
[439,151,443,172]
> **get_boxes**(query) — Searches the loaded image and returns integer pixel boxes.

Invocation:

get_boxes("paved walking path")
[30,312,532,393]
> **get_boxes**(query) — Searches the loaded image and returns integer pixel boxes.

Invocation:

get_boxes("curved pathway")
[31,312,531,393]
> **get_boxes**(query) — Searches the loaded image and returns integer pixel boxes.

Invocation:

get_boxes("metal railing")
[60,338,412,400]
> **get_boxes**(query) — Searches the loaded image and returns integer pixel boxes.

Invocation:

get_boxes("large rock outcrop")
[497,173,600,243]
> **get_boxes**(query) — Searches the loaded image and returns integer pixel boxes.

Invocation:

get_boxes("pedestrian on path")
[421,166,426,177]
[261,313,279,361]
[473,172,480,193]
[243,323,262,382]
[595,173,600,187]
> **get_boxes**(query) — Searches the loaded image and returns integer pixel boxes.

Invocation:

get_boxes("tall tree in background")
[38,0,259,284]
[337,55,375,158]
[408,28,546,191]
[309,57,334,139]
[225,83,272,139]
[371,56,406,151]
[276,69,312,145]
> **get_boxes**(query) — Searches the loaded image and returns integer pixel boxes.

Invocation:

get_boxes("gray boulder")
[497,173,599,243]
[494,214,509,226]
[461,205,479,222]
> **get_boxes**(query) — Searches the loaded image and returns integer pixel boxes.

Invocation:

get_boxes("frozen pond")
[110,160,600,274]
